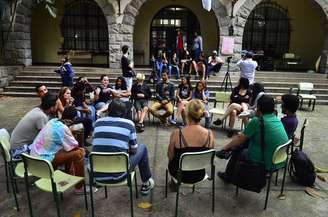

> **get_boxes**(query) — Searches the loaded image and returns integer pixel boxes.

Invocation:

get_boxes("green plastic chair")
[235,139,292,210]
[165,149,216,217]
[88,152,138,217]
[21,153,88,217]
[0,128,20,211]
[209,92,230,128]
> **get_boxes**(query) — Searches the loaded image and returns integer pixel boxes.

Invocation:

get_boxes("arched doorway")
[242,2,290,59]
[150,6,200,57]
[61,0,109,65]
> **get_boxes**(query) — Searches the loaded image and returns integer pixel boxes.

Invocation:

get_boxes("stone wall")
[0,66,23,93]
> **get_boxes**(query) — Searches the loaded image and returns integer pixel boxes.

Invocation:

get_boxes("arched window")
[242,1,290,58]
[61,0,108,53]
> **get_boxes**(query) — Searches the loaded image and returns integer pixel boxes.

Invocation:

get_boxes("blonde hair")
[136,73,145,81]
[186,99,205,123]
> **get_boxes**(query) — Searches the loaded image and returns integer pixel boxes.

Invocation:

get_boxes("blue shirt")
[91,116,137,183]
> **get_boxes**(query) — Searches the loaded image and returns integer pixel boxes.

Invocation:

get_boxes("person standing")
[121,45,135,91]
[192,31,203,61]
[236,52,258,85]
[55,56,75,87]
[176,29,186,60]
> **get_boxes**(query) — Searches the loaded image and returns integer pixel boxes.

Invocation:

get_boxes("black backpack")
[288,149,316,187]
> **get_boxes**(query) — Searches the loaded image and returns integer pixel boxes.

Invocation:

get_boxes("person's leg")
[228,109,237,129]
[139,106,148,124]
[75,116,93,140]
[221,103,243,120]
[52,148,85,189]
[87,105,96,124]
[162,102,174,120]
[129,144,152,183]
[201,64,206,80]
[124,77,133,91]
[149,102,163,119]
[168,65,172,78]
[175,66,180,78]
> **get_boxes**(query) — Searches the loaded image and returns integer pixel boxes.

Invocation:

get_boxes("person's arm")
[169,84,175,102]
[128,125,138,155]
[145,85,152,100]
[186,89,193,101]
[61,125,79,152]
[120,89,131,97]
[155,83,163,101]
[222,133,248,151]
[56,99,65,116]
[167,130,177,161]
[93,87,100,102]
[36,114,48,131]
[199,36,203,51]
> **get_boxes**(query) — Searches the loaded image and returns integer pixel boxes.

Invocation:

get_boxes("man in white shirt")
[236,52,258,85]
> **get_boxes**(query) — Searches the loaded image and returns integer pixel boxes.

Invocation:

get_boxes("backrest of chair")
[21,153,54,179]
[215,92,230,103]
[0,128,11,162]
[272,140,292,165]
[179,149,215,171]
[89,152,129,173]
[298,82,313,92]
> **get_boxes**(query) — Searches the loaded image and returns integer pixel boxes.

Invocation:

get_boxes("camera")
[227,56,232,63]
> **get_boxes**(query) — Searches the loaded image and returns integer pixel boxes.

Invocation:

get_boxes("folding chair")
[0,128,21,210]
[88,152,138,217]
[21,153,88,217]
[297,82,316,111]
[209,92,230,128]
[165,149,216,217]
[235,139,292,210]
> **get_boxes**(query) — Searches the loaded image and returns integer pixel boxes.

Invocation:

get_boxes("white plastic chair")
[297,82,316,111]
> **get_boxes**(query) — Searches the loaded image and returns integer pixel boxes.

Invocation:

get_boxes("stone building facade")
[1,0,328,73]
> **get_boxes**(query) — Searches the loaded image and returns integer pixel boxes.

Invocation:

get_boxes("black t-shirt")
[121,55,134,77]
[178,84,191,100]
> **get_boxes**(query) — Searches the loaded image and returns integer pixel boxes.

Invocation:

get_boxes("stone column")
[319,23,328,74]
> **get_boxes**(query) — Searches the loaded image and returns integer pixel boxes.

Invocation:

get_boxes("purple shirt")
[281,115,298,138]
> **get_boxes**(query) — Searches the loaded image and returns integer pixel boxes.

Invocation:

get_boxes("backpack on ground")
[288,149,316,187]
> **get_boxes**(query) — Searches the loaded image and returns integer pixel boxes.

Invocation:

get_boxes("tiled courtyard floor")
[0,96,328,217]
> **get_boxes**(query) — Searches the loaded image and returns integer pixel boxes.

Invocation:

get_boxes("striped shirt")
[92,116,137,152]
[91,116,137,183]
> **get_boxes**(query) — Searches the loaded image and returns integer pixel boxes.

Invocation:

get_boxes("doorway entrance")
[150,6,200,57]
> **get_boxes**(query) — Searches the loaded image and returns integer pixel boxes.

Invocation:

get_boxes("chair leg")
[134,174,138,199]
[89,174,95,217]
[192,185,195,193]
[308,99,311,108]
[175,185,180,217]
[235,186,239,196]
[264,172,272,210]
[165,169,168,198]
[4,163,10,193]
[312,100,316,111]
[24,174,34,217]
[212,166,215,213]
[51,186,61,217]
[280,159,289,196]
[275,171,279,186]
[129,180,134,217]
[9,163,19,211]
[83,182,88,210]
[300,98,303,109]
[104,187,108,199]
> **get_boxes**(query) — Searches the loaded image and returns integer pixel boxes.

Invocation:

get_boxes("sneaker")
[169,119,177,125]
[213,119,222,126]
[141,178,155,195]
[74,187,98,195]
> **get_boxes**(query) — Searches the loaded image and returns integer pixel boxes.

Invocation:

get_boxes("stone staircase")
[1,66,328,104]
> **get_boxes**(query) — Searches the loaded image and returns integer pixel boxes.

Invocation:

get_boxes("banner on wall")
[221,36,235,55]
[202,0,212,11]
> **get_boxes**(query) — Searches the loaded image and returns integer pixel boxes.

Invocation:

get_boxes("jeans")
[124,77,133,91]
[94,102,106,111]
[129,144,152,182]
[169,65,180,78]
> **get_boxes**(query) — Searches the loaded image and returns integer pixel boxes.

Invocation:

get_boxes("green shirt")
[243,114,288,170]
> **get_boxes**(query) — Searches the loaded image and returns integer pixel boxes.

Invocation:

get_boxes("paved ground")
[0,96,328,217]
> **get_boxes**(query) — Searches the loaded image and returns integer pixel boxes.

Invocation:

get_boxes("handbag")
[232,117,267,193]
